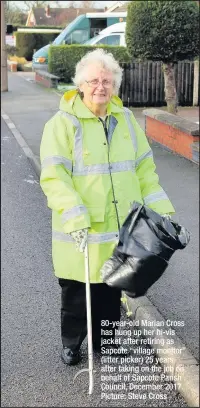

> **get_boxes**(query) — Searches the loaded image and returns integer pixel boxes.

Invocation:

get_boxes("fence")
[119,61,195,107]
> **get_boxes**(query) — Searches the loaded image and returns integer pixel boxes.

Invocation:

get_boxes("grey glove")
[70,228,88,252]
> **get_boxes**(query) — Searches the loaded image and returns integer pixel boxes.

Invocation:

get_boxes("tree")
[67,1,95,7]
[78,1,95,7]
[5,1,27,24]
[22,1,51,10]
[126,1,199,114]
[65,1,79,7]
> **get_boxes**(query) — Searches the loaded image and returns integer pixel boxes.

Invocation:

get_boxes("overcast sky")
[10,1,126,11]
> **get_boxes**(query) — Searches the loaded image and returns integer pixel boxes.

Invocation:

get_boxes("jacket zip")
[99,118,120,232]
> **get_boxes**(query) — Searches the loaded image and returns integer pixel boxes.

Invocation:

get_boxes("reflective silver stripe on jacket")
[62,205,88,223]
[57,110,80,127]
[58,109,137,176]
[41,155,72,172]
[123,107,137,152]
[144,190,169,205]
[52,230,119,243]
[73,160,135,176]
[136,150,153,167]
[58,110,84,174]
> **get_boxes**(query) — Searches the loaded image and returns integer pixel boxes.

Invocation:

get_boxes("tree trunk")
[162,62,178,114]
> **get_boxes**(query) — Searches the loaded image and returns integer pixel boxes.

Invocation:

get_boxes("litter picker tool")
[73,241,95,395]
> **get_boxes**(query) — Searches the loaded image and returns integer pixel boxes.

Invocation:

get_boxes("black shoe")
[94,344,130,356]
[61,347,81,365]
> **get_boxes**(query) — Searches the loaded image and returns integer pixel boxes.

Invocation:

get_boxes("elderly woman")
[40,49,175,366]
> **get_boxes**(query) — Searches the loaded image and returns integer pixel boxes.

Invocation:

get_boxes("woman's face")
[79,64,114,106]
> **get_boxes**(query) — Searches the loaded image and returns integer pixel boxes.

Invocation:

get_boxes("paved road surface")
[1,119,187,407]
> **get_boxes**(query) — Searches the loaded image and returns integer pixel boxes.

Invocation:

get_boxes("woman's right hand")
[70,228,88,252]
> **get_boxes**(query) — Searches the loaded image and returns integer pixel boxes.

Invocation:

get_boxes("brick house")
[26,4,104,27]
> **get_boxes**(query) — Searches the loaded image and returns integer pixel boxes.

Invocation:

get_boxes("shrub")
[15,32,58,60]
[8,55,27,64]
[126,1,199,63]
[6,45,18,56]
[48,45,131,83]
[125,0,199,113]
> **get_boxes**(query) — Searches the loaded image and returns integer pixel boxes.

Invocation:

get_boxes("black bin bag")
[100,202,190,298]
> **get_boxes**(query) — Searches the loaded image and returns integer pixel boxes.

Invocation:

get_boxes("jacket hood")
[59,89,124,118]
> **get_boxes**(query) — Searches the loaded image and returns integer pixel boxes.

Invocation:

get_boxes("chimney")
[45,5,50,17]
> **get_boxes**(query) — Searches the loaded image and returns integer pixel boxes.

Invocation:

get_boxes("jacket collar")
[63,90,124,119]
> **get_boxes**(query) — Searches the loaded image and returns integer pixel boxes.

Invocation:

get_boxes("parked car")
[83,22,126,46]
[32,13,126,71]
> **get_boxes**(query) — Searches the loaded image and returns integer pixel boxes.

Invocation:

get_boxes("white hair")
[72,48,123,95]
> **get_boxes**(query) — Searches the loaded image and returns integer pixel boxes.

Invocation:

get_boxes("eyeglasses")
[85,79,112,88]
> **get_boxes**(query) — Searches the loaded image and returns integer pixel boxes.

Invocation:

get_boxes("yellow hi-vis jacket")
[40,90,175,283]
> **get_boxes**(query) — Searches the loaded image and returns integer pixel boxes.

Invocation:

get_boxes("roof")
[106,1,129,13]
[111,4,128,12]
[105,1,124,12]
[31,7,105,26]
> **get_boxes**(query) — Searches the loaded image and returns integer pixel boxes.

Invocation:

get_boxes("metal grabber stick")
[73,241,95,395]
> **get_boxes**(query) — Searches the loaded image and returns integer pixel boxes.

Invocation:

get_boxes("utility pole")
[1,0,8,92]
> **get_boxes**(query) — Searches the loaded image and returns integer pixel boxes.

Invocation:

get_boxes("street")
[1,119,188,407]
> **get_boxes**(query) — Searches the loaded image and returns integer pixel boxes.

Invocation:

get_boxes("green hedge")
[48,45,131,83]
[15,32,58,60]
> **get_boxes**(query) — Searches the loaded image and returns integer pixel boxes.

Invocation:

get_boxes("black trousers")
[58,279,121,351]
